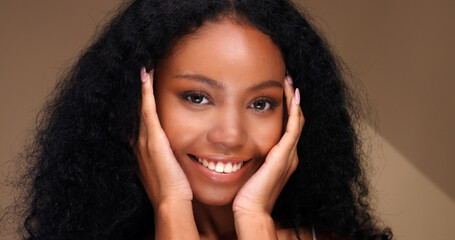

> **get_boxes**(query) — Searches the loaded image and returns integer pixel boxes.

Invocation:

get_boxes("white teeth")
[195,156,244,173]
[208,162,216,170]
[202,159,209,167]
[215,162,224,173]
[233,162,243,171]
[224,163,232,173]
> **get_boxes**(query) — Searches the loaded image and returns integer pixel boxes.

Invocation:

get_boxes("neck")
[192,199,237,240]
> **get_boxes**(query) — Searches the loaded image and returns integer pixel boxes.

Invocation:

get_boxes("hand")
[135,67,193,208]
[233,74,305,217]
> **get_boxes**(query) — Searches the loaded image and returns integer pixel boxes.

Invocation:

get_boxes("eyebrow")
[175,74,224,89]
[174,74,283,90]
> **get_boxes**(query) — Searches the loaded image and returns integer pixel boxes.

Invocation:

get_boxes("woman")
[20,0,392,239]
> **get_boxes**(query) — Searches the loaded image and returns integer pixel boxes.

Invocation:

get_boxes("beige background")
[1,0,454,239]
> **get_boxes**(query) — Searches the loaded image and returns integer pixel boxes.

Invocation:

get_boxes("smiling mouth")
[188,154,246,173]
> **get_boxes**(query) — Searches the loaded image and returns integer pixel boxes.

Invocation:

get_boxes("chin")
[191,184,241,206]
[194,195,234,206]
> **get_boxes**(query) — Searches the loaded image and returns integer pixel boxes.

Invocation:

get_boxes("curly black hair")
[18,0,392,239]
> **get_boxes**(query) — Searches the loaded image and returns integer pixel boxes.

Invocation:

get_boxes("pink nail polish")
[140,67,147,83]
[295,88,300,105]
[286,75,293,85]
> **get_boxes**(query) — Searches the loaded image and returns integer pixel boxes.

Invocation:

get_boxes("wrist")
[154,198,193,218]
[234,211,277,240]
[157,197,193,205]
[154,200,199,240]
[234,210,274,225]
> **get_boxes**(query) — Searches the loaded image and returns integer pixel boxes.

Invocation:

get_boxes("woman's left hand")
[233,74,304,238]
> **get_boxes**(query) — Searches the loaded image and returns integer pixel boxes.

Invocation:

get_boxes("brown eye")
[189,94,204,104]
[180,91,210,105]
[251,99,271,110]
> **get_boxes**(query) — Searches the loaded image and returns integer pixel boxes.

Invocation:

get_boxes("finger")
[138,111,147,141]
[283,74,294,114]
[280,73,302,155]
[294,109,305,150]
[140,67,161,132]
[278,88,303,151]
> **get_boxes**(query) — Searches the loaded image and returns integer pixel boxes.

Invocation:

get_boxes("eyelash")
[179,90,278,112]
[179,90,212,105]
[249,97,279,112]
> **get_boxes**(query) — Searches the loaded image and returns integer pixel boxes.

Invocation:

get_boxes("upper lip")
[189,154,250,163]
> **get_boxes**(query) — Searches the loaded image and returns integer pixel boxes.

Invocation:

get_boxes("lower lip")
[188,154,250,184]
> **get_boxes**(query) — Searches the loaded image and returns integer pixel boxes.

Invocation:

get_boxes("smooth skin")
[135,19,306,240]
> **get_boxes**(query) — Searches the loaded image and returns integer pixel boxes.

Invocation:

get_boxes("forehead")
[156,18,285,86]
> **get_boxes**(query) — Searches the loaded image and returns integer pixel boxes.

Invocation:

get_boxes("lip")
[187,154,251,183]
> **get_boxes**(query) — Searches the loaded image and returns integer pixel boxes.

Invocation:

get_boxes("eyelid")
[178,91,280,111]
[249,96,280,111]
[179,90,213,105]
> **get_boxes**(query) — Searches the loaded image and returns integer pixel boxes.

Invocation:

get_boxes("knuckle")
[291,158,298,171]
[141,109,155,123]
[141,85,148,96]
[137,137,146,148]
[136,145,148,159]
[291,128,300,139]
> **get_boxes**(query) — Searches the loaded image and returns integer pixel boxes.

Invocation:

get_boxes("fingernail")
[294,88,300,105]
[286,75,293,85]
[140,67,147,83]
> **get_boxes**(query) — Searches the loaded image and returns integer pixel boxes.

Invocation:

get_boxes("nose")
[206,108,247,151]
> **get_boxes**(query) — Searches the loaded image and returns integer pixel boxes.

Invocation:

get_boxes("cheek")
[156,101,208,152]
[248,111,283,156]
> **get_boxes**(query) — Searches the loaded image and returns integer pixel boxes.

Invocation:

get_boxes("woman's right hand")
[136,67,199,239]
[135,67,193,209]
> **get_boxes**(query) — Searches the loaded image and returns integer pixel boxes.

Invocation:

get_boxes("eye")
[250,99,272,111]
[180,91,211,105]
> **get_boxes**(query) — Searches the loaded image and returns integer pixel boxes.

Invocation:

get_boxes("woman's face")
[154,19,286,206]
